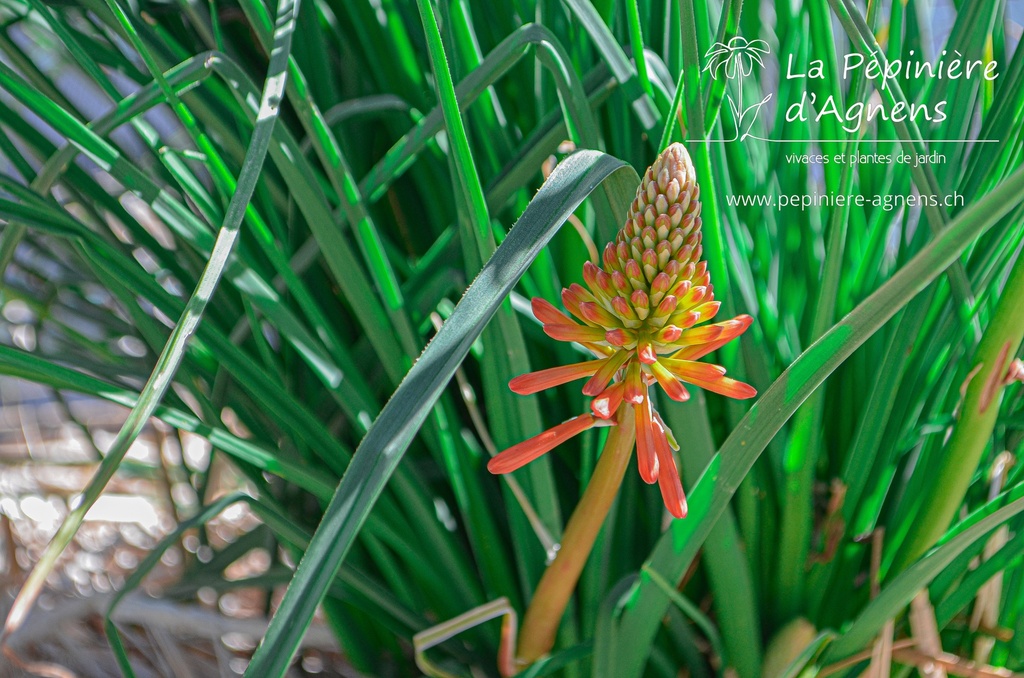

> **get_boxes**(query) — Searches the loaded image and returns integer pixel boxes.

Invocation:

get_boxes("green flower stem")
[513,408,637,670]
[890,251,1024,576]
[624,0,653,100]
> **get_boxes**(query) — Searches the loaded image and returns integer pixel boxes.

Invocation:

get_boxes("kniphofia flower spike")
[487,143,756,519]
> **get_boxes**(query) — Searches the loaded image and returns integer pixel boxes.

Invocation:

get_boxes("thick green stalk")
[513,409,637,670]
[889,251,1024,575]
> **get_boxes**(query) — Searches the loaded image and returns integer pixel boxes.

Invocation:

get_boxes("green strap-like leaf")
[244,150,639,677]
[823,494,1024,659]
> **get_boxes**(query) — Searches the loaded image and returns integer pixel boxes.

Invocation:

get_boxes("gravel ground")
[0,378,352,678]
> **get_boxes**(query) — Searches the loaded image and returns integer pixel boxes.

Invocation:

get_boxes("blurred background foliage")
[0,0,1023,675]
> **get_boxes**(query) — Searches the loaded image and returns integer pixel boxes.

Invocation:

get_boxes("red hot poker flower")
[487,143,756,519]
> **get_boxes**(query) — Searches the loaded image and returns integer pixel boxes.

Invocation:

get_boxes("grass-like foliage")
[0,0,1022,676]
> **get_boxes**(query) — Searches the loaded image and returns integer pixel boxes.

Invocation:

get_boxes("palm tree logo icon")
[702,37,772,141]
[703,37,770,79]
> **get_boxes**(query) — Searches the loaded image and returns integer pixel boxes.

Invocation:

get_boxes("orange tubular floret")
[532,297,573,325]
[681,373,758,399]
[653,420,687,518]
[562,284,597,323]
[659,359,727,383]
[656,325,683,343]
[677,324,724,345]
[673,315,754,360]
[624,359,645,404]
[637,337,657,364]
[591,382,625,420]
[649,361,691,402]
[579,301,620,328]
[605,328,631,347]
[692,300,721,322]
[543,323,608,343]
[634,392,660,484]
[487,415,600,474]
[670,310,701,329]
[582,350,631,396]
[509,360,603,395]
[582,261,603,293]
